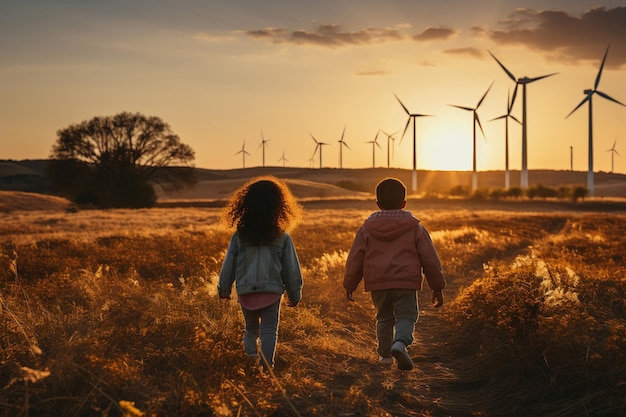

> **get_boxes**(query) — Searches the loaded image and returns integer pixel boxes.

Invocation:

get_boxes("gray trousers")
[241,300,281,366]
[370,289,419,357]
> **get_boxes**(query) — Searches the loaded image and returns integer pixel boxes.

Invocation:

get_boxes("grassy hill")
[3,159,626,202]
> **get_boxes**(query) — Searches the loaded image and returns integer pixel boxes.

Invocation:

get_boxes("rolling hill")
[3,160,626,203]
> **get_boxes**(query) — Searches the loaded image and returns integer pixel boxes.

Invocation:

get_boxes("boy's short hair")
[376,178,406,209]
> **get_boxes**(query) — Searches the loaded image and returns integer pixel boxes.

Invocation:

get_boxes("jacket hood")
[363,210,420,242]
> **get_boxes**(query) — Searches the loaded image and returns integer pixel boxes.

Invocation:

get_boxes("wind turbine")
[490,89,521,189]
[566,46,625,196]
[449,81,494,191]
[278,150,288,167]
[310,134,330,169]
[258,131,270,167]
[607,140,619,173]
[489,50,557,189]
[366,130,382,168]
[235,141,250,169]
[394,94,432,192]
[381,130,398,168]
[337,126,350,169]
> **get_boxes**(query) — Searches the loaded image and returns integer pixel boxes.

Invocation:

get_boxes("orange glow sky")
[1,1,626,174]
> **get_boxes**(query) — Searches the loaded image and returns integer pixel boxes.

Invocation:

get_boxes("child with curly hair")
[218,177,303,369]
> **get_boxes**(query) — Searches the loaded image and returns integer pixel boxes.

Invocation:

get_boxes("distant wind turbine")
[278,150,288,167]
[258,131,270,167]
[490,89,521,189]
[310,134,330,169]
[394,94,432,192]
[366,130,382,168]
[381,130,398,168]
[566,46,625,196]
[235,141,250,169]
[449,81,494,191]
[489,50,557,189]
[607,139,620,173]
[337,126,350,169]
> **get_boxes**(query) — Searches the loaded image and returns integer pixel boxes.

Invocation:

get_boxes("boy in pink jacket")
[344,178,445,370]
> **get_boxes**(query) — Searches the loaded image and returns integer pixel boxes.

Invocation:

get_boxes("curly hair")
[223,177,302,245]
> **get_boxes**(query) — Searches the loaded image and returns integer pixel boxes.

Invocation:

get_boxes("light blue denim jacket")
[217,232,303,305]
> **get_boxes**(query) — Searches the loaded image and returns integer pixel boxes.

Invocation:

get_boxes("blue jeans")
[241,300,281,366]
[370,289,419,358]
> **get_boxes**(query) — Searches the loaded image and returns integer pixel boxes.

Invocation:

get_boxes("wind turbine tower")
[338,126,350,169]
[394,94,432,192]
[310,134,330,169]
[278,150,288,167]
[258,131,270,167]
[449,82,493,191]
[366,130,382,168]
[566,46,625,196]
[607,140,619,173]
[235,141,250,169]
[490,89,521,189]
[381,130,398,168]
[489,51,557,189]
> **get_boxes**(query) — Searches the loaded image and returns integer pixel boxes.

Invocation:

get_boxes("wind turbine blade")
[310,133,319,144]
[506,89,514,114]
[394,94,411,115]
[341,125,346,141]
[488,50,517,82]
[449,104,474,112]
[566,96,591,119]
[510,83,519,111]
[477,81,494,108]
[344,141,351,150]
[373,129,380,142]
[594,45,610,91]
[376,141,382,150]
[527,73,558,83]
[596,90,626,106]
[510,114,522,125]
[475,113,486,139]
[489,114,508,122]
[399,117,411,144]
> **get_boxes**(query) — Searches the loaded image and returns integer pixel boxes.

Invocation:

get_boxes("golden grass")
[1,204,625,416]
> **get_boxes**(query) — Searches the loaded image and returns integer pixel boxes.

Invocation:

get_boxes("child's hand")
[345,289,355,302]
[432,289,444,308]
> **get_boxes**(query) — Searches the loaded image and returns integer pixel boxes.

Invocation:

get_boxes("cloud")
[245,24,404,47]
[490,7,626,67]
[443,47,484,59]
[413,26,457,41]
[356,70,389,76]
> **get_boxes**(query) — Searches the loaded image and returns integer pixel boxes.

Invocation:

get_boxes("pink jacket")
[343,210,445,293]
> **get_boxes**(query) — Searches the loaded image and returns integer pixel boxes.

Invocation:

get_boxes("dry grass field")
[1,190,625,416]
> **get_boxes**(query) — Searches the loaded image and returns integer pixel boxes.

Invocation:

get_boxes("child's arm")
[217,234,239,299]
[416,225,446,307]
[281,234,303,307]
[343,227,366,301]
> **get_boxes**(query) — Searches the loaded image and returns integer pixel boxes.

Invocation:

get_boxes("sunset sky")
[1,1,626,174]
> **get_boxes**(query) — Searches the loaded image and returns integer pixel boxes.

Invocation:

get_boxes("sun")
[417,121,475,171]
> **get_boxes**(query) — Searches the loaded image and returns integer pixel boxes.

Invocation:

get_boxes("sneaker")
[379,356,393,365]
[390,341,414,371]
